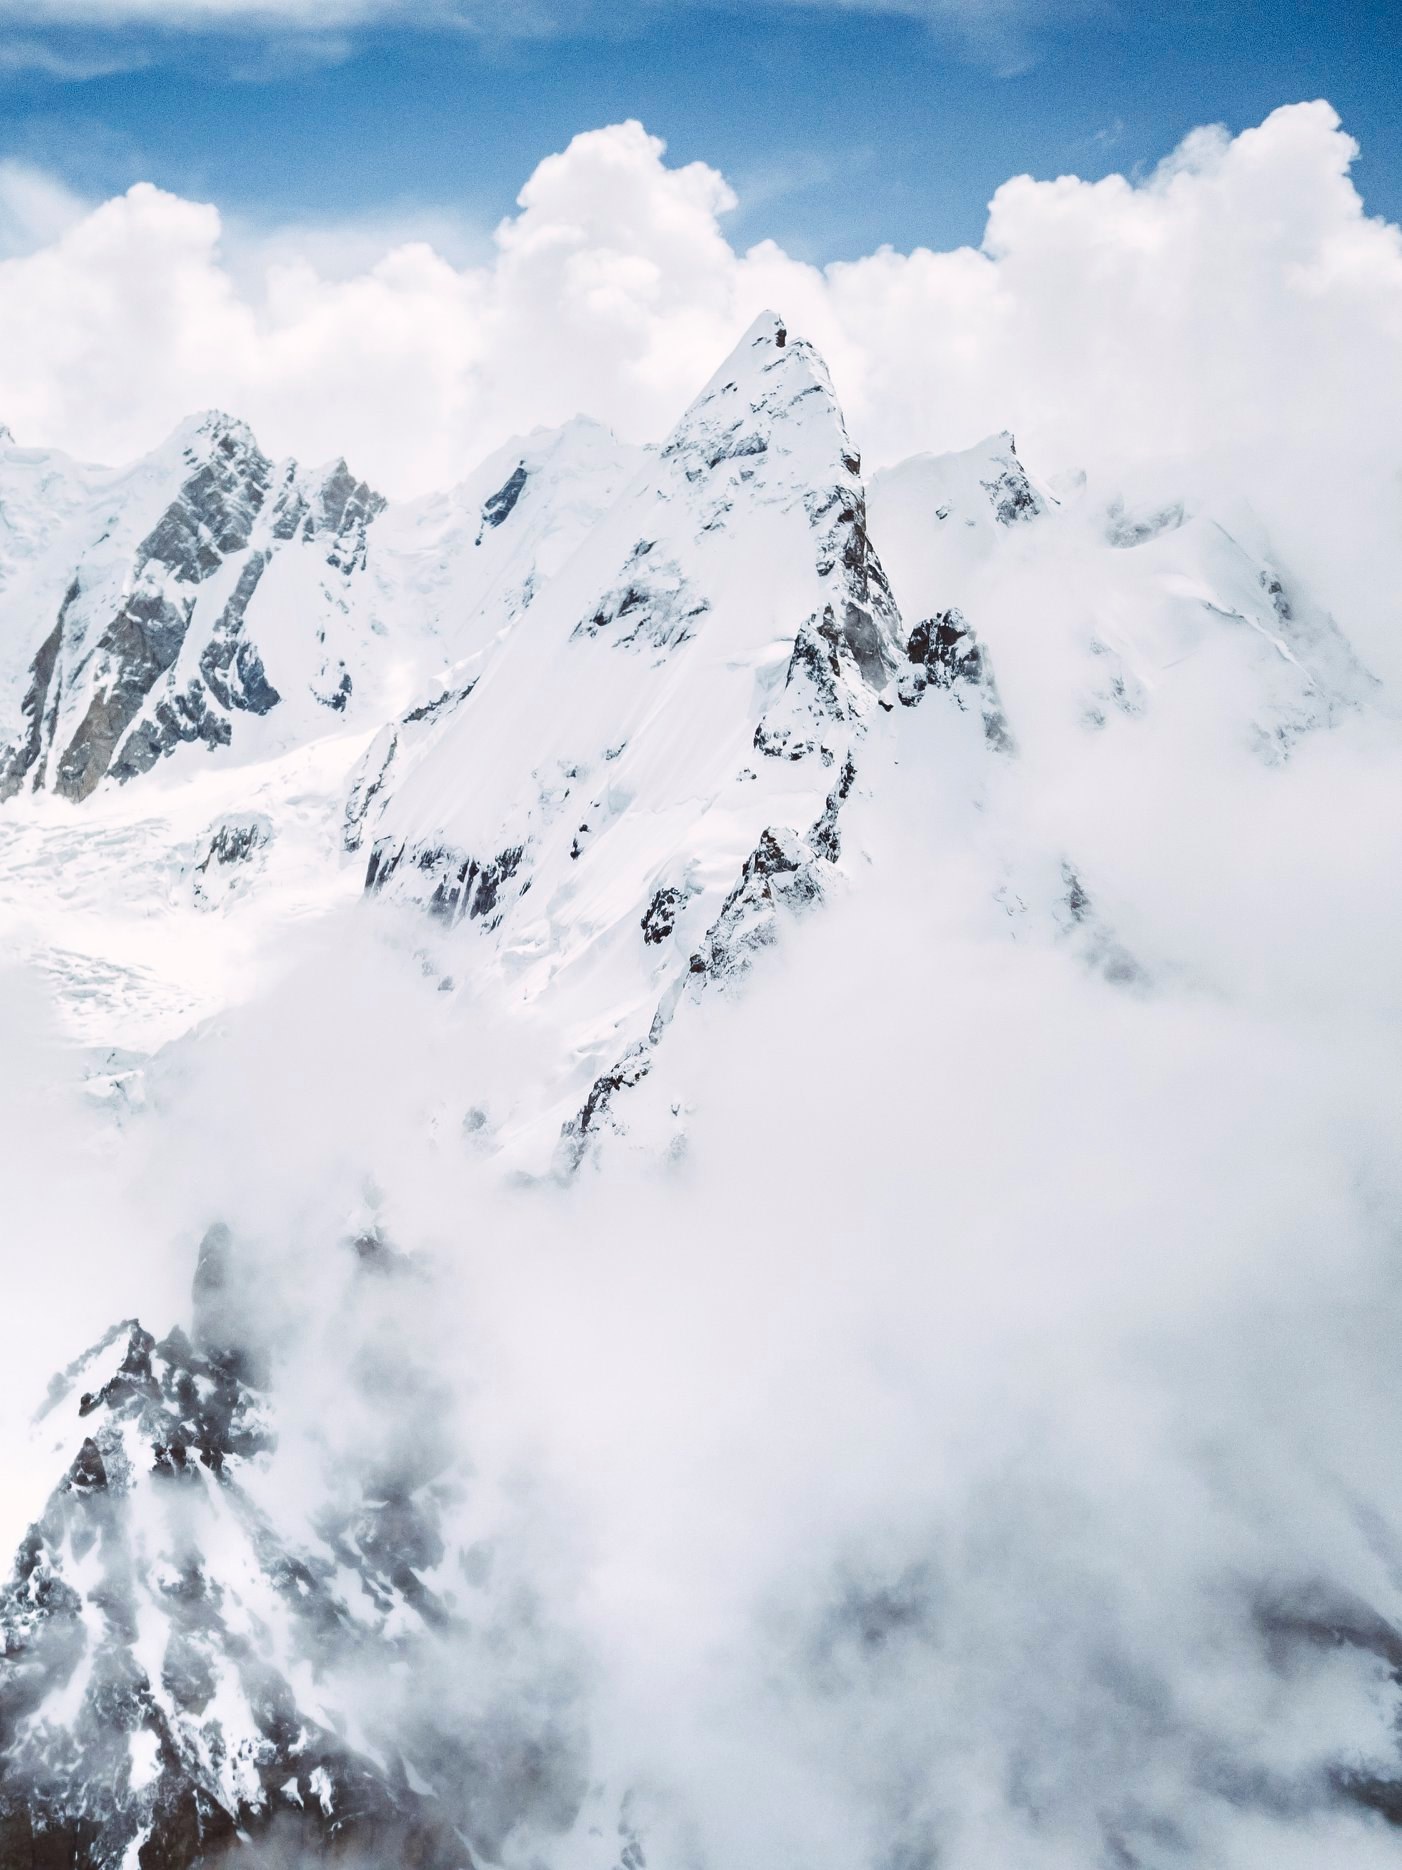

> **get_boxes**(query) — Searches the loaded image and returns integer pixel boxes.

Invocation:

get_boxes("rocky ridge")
[0,417,385,803]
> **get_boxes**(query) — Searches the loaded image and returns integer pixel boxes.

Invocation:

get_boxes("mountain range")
[2,312,1398,1869]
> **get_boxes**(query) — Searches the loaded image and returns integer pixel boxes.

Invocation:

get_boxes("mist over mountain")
[1,115,1401,1870]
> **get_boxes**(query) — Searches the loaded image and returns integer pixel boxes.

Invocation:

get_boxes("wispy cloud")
[0,0,1090,81]
[731,143,888,217]
[758,0,1096,76]
[0,33,151,77]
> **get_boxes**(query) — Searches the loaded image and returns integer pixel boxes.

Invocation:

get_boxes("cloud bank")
[0,103,1398,678]
[34,681,1400,1867]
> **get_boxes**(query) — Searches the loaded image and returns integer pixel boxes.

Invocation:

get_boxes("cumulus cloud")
[1,104,1398,677]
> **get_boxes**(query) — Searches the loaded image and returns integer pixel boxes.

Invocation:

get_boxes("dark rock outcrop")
[900,608,1015,752]
[476,463,529,544]
[366,839,526,928]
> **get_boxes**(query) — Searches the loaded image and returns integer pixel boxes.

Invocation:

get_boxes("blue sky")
[1,0,1398,260]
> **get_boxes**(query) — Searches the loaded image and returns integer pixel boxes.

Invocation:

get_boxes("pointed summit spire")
[743,307,787,348]
[685,308,803,410]
[661,307,853,496]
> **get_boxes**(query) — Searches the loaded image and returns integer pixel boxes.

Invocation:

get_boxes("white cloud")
[1,105,1397,679]
[764,0,1090,72]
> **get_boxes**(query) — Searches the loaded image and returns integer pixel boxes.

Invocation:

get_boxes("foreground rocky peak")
[0,1224,588,1870]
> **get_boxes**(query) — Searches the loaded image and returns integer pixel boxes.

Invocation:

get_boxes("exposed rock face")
[365,838,525,927]
[198,551,280,716]
[0,1326,460,1866]
[689,435,891,763]
[0,418,385,802]
[687,824,825,979]
[191,815,273,910]
[557,757,858,1174]
[1105,496,1185,548]
[268,457,385,574]
[1055,861,1146,987]
[978,440,1044,526]
[477,462,528,542]
[900,608,1015,752]
[576,540,712,651]
[640,884,693,946]
[54,590,199,801]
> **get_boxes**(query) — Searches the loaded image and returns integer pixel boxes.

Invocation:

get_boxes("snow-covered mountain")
[3,308,1373,1135]
[0,406,640,809]
[355,313,903,1168]
[2,311,1398,1870]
